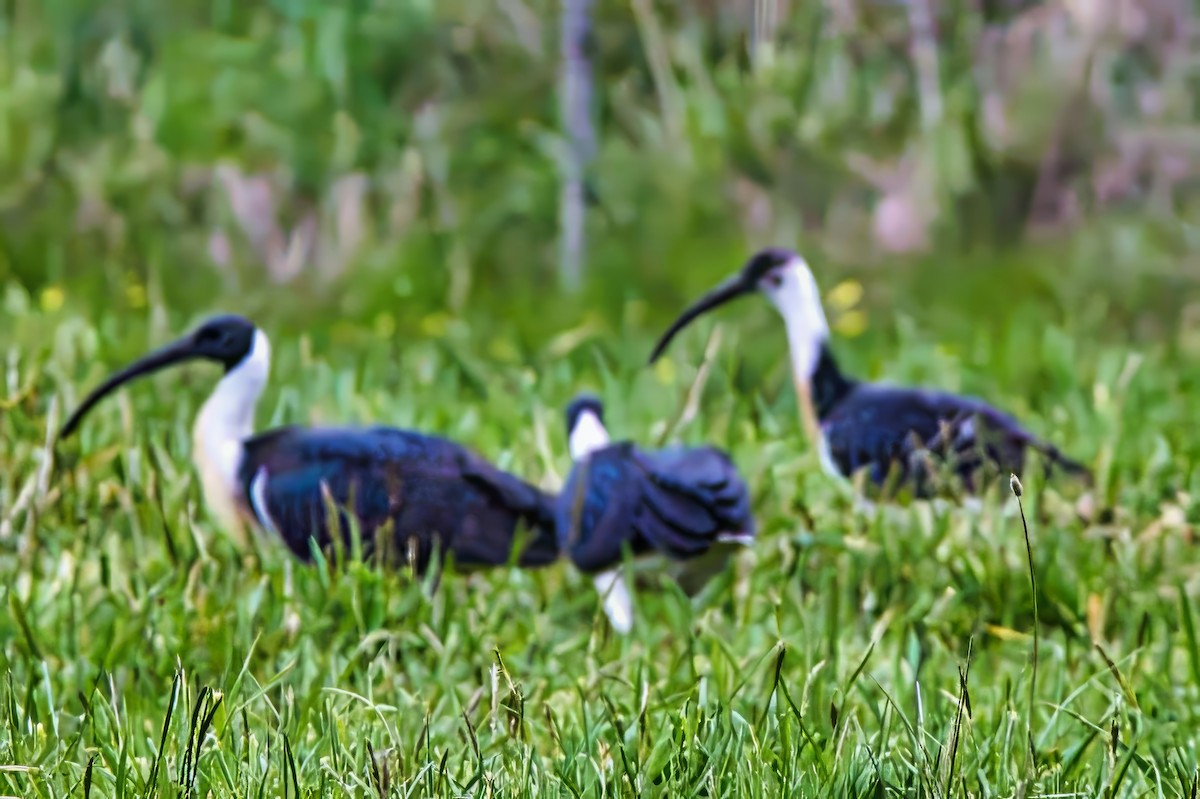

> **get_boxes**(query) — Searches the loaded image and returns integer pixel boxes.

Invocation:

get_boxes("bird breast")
[192,411,251,545]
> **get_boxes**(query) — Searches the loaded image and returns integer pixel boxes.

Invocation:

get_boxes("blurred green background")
[1,0,1196,346]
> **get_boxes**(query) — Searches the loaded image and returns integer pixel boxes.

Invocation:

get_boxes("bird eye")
[763,270,784,288]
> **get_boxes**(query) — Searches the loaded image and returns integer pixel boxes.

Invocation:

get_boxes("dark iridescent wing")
[555,445,650,573]
[633,446,755,552]
[237,426,558,571]
[555,443,755,573]
[457,451,561,566]
[823,384,1084,494]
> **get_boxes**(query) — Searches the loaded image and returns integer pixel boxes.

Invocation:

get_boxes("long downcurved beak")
[59,336,200,439]
[647,274,753,364]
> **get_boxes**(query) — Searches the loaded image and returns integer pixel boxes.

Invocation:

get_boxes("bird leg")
[593,568,634,634]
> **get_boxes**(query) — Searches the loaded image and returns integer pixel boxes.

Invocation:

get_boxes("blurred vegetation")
[1,0,1198,340]
[3,1,1200,795]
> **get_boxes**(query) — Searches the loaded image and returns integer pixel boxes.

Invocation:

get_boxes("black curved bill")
[59,336,201,439]
[647,274,753,364]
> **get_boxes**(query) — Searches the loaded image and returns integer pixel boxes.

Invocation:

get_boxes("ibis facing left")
[59,314,560,573]
[648,248,1091,500]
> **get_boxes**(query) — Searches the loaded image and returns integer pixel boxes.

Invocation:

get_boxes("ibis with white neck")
[648,247,1090,498]
[59,315,560,572]
[557,394,755,634]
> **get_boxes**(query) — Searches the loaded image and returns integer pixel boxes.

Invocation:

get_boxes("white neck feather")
[766,257,830,382]
[194,329,271,490]
[569,410,610,460]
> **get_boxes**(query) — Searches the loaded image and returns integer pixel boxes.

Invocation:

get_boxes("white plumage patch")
[249,466,280,535]
[765,256,831,383]
[193,329,270,499]
[569,410,610,460]
[192,329,272,537]
[593,569,633,634]
[816,433,845,480]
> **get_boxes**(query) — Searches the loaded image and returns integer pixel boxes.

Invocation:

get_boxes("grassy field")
[2,240,1198,797]
[2,1,1199,793]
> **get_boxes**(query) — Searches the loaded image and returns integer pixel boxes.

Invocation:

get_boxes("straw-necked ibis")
[59,314,560,572]
[648,247,1089,499]
[556,394,755,633]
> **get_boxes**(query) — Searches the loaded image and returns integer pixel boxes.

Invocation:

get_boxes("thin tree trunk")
[559,0,595,290]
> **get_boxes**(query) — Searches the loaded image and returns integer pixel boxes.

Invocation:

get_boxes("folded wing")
[237,426,559,571]
[634,446,754,555]
[823,385,1088,495]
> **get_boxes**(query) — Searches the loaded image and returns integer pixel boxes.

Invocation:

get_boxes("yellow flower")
[828,279,867,337]
[826,279,863,312]
[834,309,868,338]
[40,285,65,312]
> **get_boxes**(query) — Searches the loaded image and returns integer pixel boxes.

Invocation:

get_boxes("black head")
[189,314,257,372]
[741,247,797,288]
[565,393,605,435]
[647,247,801,363]
[59,314,261,439]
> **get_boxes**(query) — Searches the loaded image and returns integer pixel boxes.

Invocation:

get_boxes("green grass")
[3,248,1199,798]
[2,0,1199,793]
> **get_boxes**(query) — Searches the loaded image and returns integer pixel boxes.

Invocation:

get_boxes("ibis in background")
[648,247,1090,499]
[59,314,560,573]
[556,393,756,633]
